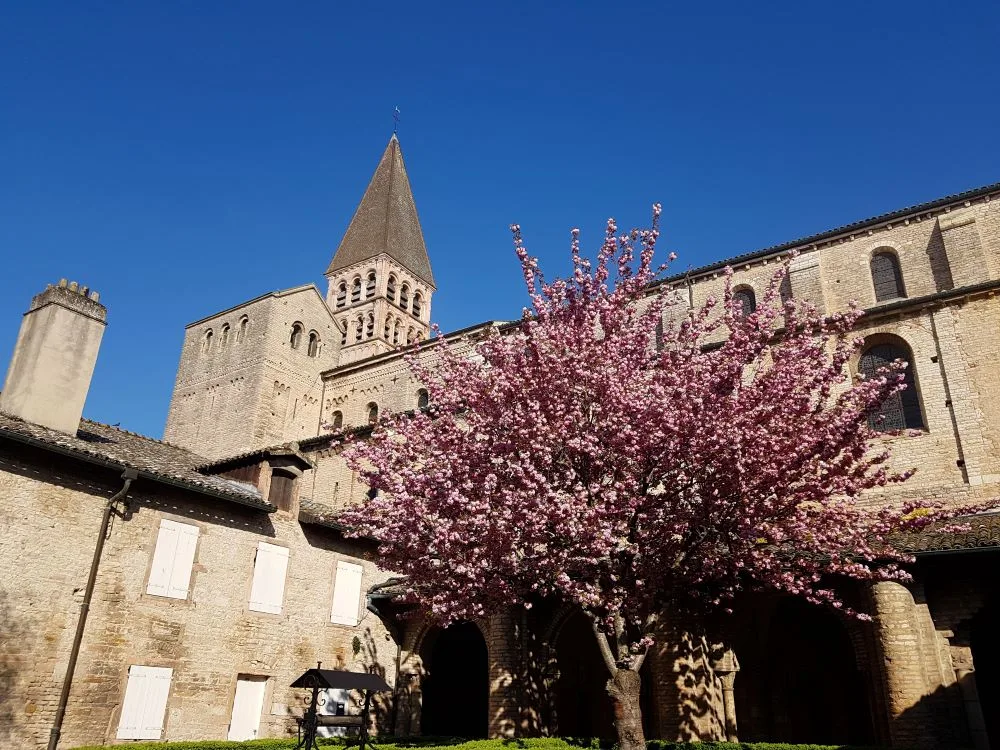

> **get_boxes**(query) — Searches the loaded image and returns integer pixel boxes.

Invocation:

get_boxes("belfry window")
[355,317,364,343]
[384,315,393,340]
[387,274,397,302]
[336,282,347,308]
[351,278,362,303]
[307,331,320,357]
[202,329,213,353]
[367,402,379,425]
[412,292,423,318]
[236,317,249,343]
[871,251,906,302]
[399,284,410,310]
[366,271,376,299]
[220,324,230,348]
[290,323,303,349]
[393,320,401,345]
[859,340,924,432]
[365,313,375,339]
[340,322,348,346]
[733,287,756,317]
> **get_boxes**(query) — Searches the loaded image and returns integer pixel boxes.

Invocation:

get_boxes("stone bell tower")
[324,135,436,366]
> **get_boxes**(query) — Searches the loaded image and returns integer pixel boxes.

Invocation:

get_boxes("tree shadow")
[0,589,26,746]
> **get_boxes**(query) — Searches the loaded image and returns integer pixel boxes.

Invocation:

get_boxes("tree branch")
[589,616,618,677]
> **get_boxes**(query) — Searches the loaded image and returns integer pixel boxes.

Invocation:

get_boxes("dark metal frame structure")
[291,665,390,750]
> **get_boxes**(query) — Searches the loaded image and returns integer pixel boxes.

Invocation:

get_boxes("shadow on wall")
[0,589,26,744]
[359,627,394,735]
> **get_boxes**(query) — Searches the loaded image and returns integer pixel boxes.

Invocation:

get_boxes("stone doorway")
[734,597,875,745]
[971,598,1000,749]
[419,622,488,738]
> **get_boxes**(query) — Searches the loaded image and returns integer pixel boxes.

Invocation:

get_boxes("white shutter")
[248,542,289,614]
[117,665,172,740]
[228,676,268,741]
[330,561,364,626]
[146,519,199,600]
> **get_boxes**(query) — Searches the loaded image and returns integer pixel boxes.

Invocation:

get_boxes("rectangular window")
[117,665,172,740]
[248,542,290,614]
[268,472,295,512]
[330,560,363,626]
[146,519,199,600]
[228,675,268,741]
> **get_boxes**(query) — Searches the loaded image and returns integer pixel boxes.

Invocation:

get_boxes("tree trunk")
[606,668,645,750]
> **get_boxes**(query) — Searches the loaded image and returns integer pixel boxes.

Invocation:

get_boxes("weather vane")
[393,106,400,135]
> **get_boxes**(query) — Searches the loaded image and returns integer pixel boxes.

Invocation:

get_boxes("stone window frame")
[138,512,206,609]
[852,332,927,434]
[242,539,292,620]
[732,285,757,318]
[870,248,907,303]
[289,322,304,350]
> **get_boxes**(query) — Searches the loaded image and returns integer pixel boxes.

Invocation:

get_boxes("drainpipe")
[47,468,138,750]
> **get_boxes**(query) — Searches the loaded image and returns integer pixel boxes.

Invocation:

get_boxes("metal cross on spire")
[393,106,400,135]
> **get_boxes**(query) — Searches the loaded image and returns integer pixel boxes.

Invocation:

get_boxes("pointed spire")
[326,135,435,288]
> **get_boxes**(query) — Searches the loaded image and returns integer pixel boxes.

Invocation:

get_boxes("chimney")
[0,279,107,434]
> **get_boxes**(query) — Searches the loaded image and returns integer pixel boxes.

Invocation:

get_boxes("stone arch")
[732,284,757,317]
[870,247,907,302]
[854,332,927,432]
[414,620,490,738]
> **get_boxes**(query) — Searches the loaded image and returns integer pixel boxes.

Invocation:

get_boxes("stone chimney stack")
[0,279,107,434]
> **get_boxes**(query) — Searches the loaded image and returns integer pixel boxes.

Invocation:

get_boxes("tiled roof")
[896,512,1000,555]
[326,135,435,287]
[0,412,273,511]
[298,496,346,530]
[657,180,1000,286]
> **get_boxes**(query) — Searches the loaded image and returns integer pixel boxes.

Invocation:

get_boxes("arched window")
[733,287,756,317]
[307,331,320,357]
[336,282,347,309]
[871,251,906,302]
[202,329,213,353]
[367,486,379,500]
[331,410,343,430]
[290,323,303,349]
[387,274,397,302]
[351,277,362,303]
[340,321,348,346]
[384,315,393,340]
[859,340,924,431]
[365,313,375,339]
[236,317,249,344]
[407,327,416,345]
[367,402,379,425]
[393,320,401,345]
[412,291,423,318]
[220,324,230,348]
[366,271,376,299]
[399,283,410,310]
[417,388,429,409]
[355,316,364,343]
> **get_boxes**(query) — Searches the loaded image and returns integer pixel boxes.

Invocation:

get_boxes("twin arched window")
[871,251,906,302]
[733,287,757,317]
[859,339,924,432]
[290,323,304,349]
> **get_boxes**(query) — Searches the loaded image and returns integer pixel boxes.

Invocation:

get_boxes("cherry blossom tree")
[339,206,996,750]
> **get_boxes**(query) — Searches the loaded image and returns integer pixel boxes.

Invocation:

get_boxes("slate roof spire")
[326,135,435,288]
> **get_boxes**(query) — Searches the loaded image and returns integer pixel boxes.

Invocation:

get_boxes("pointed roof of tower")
[326,135,435,288]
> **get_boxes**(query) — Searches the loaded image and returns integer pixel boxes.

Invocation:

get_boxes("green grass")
[71,737,896,750]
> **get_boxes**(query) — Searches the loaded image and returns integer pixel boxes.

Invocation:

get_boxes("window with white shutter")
[330,561,363,626]
[146,519,199,599]
[117,665,172,740]
[248,542,290,614]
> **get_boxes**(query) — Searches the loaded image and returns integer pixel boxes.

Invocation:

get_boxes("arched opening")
[871,250,906,302]
[387,274,397,302]
[366,271,376,299]
[236,316,249,343]
[733,286,756,317]
[393,320,402,345]
[779,273,792,304]
[340,322,348,346]
[413,291,423,318]
[399,283,410,310]
[202,329,213,353]
[365,313,375,339]
[220,324,230,348]
[417,389,429,410]
[420,622,488,738]
[859,337,925,431]
[354,317,364,344]
[351,277,362,303]
[307,331,320,357]
[367,402,379,425]
[553,610,616,740]
[290,323,303,350]
[735,598,874,745]
[336,281,348,308]
[384,315,393,340]
[330,410,343,430]
[971,596,1000,749]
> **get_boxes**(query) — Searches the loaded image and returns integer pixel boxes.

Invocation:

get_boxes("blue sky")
[2,1,998,438]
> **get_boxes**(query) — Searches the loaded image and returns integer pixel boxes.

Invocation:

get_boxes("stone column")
[869,581,936,747]
[711,650,740,742]
[487,609,521,738]
[952,645,990,750]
